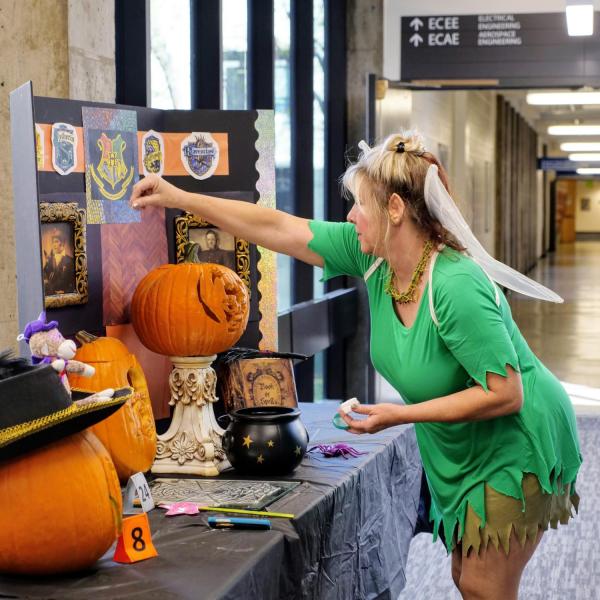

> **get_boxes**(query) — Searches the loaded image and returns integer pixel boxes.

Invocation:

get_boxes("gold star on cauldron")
[294,446,302,456]
[242,435,253,448]
[257,454,264,464]
[267,440,275,448]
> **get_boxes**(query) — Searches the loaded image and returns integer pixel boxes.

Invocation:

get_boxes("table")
[0,402,422,600]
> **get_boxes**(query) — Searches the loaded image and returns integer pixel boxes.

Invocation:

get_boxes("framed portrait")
[39,202,88,308]
[581,197,591,211]
[174,213,251,293]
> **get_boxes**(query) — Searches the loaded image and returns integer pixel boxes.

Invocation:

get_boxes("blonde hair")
[342,132,464,259]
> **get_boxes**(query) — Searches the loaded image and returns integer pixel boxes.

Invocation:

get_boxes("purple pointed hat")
[17,312,59,344]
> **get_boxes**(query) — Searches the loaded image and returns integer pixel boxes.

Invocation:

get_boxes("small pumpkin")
[0,431,122,575]
[68,333,157,482]
[130,263,249,357]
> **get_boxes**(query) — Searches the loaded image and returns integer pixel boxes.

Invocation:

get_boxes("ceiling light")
[576,167,600,174]
[569,153,600,160]
[561,142,600,151]
[548,125,600,135]
[527,91,600,105]
[566,4,594,36]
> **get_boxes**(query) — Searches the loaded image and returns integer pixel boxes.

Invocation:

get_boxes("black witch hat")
[0,351,131,461]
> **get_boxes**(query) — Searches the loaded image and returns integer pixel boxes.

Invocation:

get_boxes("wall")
[465,90,496,253]
[68,0,116,103]
[377,88,497,253]
[347,0,383,146]
[575,180,600,232]
[0,0,115,352]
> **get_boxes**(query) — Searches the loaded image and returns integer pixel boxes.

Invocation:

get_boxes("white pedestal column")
[151,355,230,476]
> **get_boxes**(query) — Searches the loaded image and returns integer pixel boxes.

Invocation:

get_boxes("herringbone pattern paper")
[101,208,168,325]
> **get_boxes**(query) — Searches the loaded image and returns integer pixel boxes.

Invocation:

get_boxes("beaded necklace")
[384,240,434,304]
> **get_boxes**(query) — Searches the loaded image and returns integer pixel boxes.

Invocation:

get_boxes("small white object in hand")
[340,397,360,415]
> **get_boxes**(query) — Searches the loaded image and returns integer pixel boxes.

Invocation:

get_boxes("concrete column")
[0,0,115,352]
[346,0,383,146]
[68,0,115,103]
[345,0,383,403]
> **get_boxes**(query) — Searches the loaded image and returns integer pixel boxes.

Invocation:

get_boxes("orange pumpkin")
[68,333,157,482]
[0,431,122,575]
[130,263,249,357]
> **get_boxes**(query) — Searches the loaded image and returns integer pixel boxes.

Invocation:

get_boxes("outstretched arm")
[339,366,524,434]
[130,175,324,267]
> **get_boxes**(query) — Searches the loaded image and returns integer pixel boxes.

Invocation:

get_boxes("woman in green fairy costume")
[130,133,581,600]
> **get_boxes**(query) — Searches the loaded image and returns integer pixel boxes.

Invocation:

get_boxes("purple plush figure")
[17,312,95,395]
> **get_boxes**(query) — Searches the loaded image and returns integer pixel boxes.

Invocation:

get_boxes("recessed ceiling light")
[569,153,600,161]
[561,142,600,151]
[527,91,600,105]
[576,167,600,174]
[548,125,600,135]
[566,4,594,36]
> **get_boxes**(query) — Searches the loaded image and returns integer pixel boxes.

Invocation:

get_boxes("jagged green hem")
[468,357,521,394]
[429,464,581,555]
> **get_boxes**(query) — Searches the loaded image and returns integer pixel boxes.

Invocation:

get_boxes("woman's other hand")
[130,174,187,210]
[338,402,406,434]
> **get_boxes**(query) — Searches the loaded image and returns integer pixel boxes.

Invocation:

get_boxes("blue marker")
[208,516,271,530]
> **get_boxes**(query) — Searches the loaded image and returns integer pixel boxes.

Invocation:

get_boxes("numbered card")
[113,513,158,564]
[124,472,155,513]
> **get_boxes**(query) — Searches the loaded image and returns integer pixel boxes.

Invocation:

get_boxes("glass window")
[149,0,191,110]
[313,0,326,297]
[314,351,326,401]
[275,0,292,312]
[221,0,247,110]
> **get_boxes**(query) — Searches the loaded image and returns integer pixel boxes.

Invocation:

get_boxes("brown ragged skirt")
[457,473,579,557]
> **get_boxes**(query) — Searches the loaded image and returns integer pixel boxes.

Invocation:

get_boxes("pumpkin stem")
[76,330,98,345]
[183,242,200,264]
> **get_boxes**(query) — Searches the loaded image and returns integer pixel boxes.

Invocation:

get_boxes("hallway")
[510,241,600,412]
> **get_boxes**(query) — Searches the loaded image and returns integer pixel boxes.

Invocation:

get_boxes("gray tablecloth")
[0,402,422,600]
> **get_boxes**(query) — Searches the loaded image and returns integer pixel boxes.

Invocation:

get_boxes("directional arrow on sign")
[410,17,424,31]
[410,33,424,47]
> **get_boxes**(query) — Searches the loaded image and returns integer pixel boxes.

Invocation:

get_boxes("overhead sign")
[537,158,600,172]
[400,12,600,87]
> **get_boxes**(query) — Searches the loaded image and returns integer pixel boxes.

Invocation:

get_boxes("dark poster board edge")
[9,82,44,356]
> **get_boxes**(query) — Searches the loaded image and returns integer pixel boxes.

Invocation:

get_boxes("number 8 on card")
[113,513,158,563]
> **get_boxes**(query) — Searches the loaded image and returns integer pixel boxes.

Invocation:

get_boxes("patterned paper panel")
[101,207,168,326]
[255,110,278,351]
[82,107,140,224]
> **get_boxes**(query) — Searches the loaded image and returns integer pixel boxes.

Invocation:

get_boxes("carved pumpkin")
[0,431,122,575]
[68,333,157,482]
[130,263,249,357]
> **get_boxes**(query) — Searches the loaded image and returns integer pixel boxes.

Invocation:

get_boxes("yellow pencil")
[195,506,294,519]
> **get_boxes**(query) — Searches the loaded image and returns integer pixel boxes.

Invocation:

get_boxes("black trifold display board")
[10,82,272,355]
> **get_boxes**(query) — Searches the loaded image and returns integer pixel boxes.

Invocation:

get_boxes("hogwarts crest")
[142,129,164,177]
[52,122,77,176]
[90,132,135,201]
[181,132,220,180]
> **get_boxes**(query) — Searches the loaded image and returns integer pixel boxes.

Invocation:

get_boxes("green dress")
[308,220,582,552]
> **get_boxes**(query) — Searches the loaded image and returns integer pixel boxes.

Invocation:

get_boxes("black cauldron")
[221,406,309,476]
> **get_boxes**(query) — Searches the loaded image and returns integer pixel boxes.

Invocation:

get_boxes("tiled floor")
[510,241,600,412]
